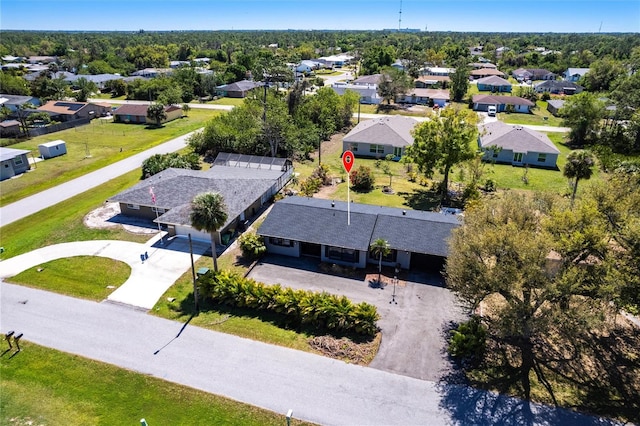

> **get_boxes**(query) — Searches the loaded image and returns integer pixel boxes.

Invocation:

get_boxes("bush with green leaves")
[350,165,375,192]
[238,232,266,260]
[141,152,201,178]
[299,176,321,196]
[448,316,487,365]
[198,271,379,336]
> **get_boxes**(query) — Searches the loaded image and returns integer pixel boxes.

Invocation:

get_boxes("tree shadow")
[398,188,441,211]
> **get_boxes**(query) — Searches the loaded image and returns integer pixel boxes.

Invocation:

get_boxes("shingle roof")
[476,75,511,86]
[113,104,149,116]
[352,74,382,85]
[473,94,535,107]
[258,196,461,255]
[470,68,505,77]
[343,116,418,148]
[0,147,31,161]
[405,88,450,100]
[547,100,565,109]
[479,121,560,154]
[217,80,262,92]
[38,100,89,115]
[534,80,583,91]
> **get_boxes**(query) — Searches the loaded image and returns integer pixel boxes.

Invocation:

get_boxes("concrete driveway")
[247,255,466,381]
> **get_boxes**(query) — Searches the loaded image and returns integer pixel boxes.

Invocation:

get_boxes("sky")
[1,0,639,33]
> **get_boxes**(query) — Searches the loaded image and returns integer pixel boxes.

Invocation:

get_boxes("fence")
[27,118,91,137]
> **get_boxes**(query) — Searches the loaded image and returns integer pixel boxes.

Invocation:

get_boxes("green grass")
[210,97,245,106]
[498,101,563,127]
[1,109,219,206]
[0,342,312,426]
[0,169,148,261]
[7,256,130,301]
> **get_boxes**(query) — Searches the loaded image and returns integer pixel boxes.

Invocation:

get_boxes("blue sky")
[1,0,639,32]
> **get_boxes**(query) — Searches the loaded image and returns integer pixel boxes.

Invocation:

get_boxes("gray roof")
[479,121,560,154]
[343,116,418,148]
[0,94,38,106]
[217,80,262,92]
[66,74,124,84]
[258,196,461,255]
[352,74,382,85]
[476,75,511,86]
[547,100,565,109]
[564,68,590,77]
[534,80,583,91]
[108,165,285,228]
[0,147,31,161]
[473,94,535,107]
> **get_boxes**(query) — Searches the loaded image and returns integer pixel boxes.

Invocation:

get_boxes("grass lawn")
[210,97,245,106]
[0,108,219,206]
[0,342,312,426]
[0,169,148,261]
[7,256,130,301]
[498,101,563,127]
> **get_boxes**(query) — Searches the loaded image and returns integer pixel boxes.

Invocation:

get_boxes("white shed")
[38,140,67,159]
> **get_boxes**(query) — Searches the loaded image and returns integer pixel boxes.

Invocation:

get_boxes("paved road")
[1,282,619,426]
[0,130,199,227]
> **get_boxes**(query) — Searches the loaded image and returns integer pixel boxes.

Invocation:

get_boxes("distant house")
[470,68,506,80]
[0,147,31,181]
[112,104,182,125]
[0,120,21,137]
[216,80,262,98]
[65,74,136,90]
[317,54,353,68]
[352,74,382,86]
[108,153,292,245]
[258,196,461,271]
[546,100,566,116]
[534,80,583,95]
[472,94,535,114]
[478,121,560,169]
[415,75,450,88]
[331,82,381,104]
[130,68,173,78]
[0,94,41,112]
[420,67,456,77]
[476,76,512,93]
[469,62,497,70]
[343,116,418,159]
[395,88,450,107]
[512,68,556,81]
[390,60,406,72]
[37,101,110,122]
[563,68,590,82]
[296,60,322,74]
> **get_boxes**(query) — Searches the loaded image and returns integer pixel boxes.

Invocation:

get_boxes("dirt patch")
[309,333,381,365]
[84,202,158,235]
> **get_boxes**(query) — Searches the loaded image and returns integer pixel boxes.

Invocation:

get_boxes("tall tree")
[190,192,228,272]
[408,108,478,205]
[561,92,605,147]
[449,58,470,102]
[370,238,391,285]
[377,67,412,105]
[563,150,595,208]
[146,103,167,127]
[73,77,98,102]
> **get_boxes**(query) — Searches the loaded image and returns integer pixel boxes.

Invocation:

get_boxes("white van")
[487,106,497,117]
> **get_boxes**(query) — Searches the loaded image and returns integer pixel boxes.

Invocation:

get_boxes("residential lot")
[247,254,466,381]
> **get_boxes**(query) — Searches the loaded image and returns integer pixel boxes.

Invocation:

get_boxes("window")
[369,249,397,263]
[492,151,498,158]
[152,207,165,213]
[326,246,359,263]
[537,153,547,162]
[351,143,358,152]
[369,144,384,154]
[269,237,294,247]
[126,204,140,210]
[13,156,24,166]
[513,152,523,163]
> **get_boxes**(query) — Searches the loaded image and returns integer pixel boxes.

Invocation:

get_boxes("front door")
[393,147,402,158]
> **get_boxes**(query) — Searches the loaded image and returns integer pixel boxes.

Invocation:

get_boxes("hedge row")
[198,271,379,337]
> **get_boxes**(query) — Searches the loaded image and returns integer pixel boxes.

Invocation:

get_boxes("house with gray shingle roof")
[534,80,583,95]
[478,121,560,169]
[108,153,292,245]
[343,116,419,160]
[1,147,31,181]
[563,68,590,82]
[476,76,512,93]
[216,80,262,98]
[546,99,566,116]
[112,104,182,124]
[472,94,535,114]
[258,196,461,270]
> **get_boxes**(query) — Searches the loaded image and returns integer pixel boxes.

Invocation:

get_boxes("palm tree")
[370,238,391,285]
[563,150,595,208]
[190,192,228,272]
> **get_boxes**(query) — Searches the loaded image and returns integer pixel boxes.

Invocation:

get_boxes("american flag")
[149,187,156,204]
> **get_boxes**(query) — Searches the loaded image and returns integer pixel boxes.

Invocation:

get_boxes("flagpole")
[347,172,350,226]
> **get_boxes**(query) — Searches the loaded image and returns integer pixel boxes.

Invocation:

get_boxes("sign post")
[342,151,354,225]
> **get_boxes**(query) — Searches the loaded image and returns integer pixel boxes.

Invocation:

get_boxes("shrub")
[238,232,266,260]
[300,176,321,196]
[541,92,551,101]
[483,178,496,192]
[310,163,332,185]
[197,271,380,336]
[350,165,375,192]
[448,316,487,366]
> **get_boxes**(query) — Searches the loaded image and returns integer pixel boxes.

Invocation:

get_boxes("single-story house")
[296,60,322,74]
[420,67,456,77]
[343,116,418,159]
[478,121,560,169]
[258,196,462,271]
[470,68,506,80]
[472,94,535,114]
[317,54,353,68]
[476,76,512,93]
[130,68,173,78]
[415,75,450,88]
[108,153,293,245]
[0,94,41,112]
[216,80,262,98]
[0,147,31,181]
[534,80,584,95]
[395,88,450,107]
[27,56,57,64]
[546,100,566,116]
[512,68,556,81]
[469,62,497,70]
[563,68,590,82]
[65,74,135,90]
[0,120,21,137]
[112,104,182,124]
[390,60,406,72]
[331,82,381,104]
[37,100,110,122]
[352,74,382,86]
[38,140,67,159]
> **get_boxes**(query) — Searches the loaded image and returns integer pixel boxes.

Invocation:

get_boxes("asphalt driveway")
[247,254,466,381]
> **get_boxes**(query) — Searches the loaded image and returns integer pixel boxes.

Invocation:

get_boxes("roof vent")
[331,201,335,207]
[402,210,406,215]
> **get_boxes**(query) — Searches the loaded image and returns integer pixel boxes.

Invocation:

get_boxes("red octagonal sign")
[342,150,355,173]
